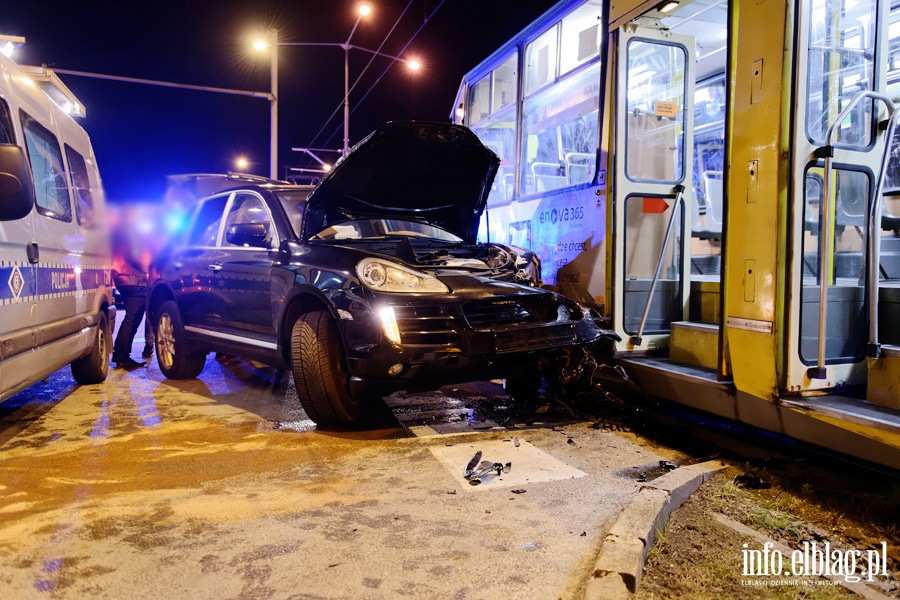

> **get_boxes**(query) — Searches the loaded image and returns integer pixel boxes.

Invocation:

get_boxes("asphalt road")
[0,334,685,599]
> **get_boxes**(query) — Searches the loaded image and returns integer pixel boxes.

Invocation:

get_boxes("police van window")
[64,145,96,228]
[222,193,273,248]
[20,112,72,222]
[0,98,14,144]
[186,195,228,247]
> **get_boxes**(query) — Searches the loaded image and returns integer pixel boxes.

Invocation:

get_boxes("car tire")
[71,311,111,384]
[155,300,206,379]
[291,310,361,424]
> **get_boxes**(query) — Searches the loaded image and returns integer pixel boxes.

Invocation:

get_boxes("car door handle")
[208,263,223,272]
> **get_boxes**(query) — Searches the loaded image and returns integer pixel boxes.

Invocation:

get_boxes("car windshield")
[275,190,311,238]
[311,219,462,242]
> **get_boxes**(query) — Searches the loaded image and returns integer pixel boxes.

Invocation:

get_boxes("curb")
[583,459,726,600]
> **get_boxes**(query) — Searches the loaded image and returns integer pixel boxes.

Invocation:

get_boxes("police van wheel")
[71,311,111,385]
[290,310,361,425]
[156,300,206,379]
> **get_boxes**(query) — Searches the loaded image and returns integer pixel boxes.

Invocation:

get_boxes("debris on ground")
[733,471,771,489]
[462,450,513,484]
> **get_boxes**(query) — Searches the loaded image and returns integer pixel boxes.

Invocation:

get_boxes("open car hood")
[303,121,500,243]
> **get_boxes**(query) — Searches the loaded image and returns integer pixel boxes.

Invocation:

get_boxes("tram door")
[784,0,890,392]
[610,24,696,352]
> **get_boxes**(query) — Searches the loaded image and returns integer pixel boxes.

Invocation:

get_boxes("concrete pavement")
[0,342,719,599]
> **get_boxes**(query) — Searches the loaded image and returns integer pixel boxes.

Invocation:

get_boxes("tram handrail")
[810,90,895,379]
[868,106,900,358]
[631,185,684,347]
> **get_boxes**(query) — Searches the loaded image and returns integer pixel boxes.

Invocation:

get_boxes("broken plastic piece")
[659,460,677,471]
[470,460,496,479]
[463,451,482,478]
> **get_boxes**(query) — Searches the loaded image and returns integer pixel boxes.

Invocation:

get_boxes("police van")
[0,36,114,402]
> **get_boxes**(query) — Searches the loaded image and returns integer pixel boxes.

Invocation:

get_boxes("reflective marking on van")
[0,264,110,302]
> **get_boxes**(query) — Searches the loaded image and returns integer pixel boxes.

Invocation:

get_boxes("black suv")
[149,122,611,424]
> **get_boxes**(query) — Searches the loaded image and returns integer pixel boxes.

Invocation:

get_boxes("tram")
[450,0,900,469]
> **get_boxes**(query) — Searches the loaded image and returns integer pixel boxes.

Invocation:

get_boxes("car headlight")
[356,258,449,293]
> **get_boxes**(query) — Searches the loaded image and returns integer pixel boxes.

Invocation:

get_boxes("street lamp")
[254,4,422,162]
[252,30,278,179]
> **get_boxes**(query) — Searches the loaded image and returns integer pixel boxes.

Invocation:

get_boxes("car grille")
[392,305,458,346]
[493,323,577,354]
[462,299,533,330]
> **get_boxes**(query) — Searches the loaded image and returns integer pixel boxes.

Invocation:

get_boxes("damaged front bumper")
[333,287,618,385]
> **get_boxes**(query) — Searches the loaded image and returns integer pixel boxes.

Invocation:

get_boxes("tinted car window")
[275,190,309,238]
[20,111,72,222]
[223,193,273,248]
[0,98,14,144]
[65,145,96,228]
[187,195,228,247]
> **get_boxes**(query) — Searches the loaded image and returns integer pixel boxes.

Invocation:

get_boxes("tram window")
[525,26,558,96]
[692,80,726,212]
[806,0,877,147]
[560,1,603,76]
[622,194,684,335]
[471,106,516,206]
[492,54,517,113]
[519,62,600,196]
[888,5,900,100]
[469,52,517,136]
[469,76,491,125]
[800,166,869,363]
[625,40,687,183]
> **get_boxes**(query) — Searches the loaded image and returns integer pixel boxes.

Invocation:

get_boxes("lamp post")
[253,31,278,179]
[255,4,422,161]
[279,41,421,155]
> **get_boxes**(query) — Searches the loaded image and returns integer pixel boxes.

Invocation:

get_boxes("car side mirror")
[226,222,271,248]
[0,145,35,222]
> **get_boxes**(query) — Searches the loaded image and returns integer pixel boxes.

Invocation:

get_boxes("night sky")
[1,0,553,202]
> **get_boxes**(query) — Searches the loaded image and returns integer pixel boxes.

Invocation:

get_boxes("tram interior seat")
[691,192,720,240]
[532,162,567,192]
[565,152,594,185]
[703,171,724,235]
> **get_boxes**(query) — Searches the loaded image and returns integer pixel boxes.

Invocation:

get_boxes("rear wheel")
[71,311,111,384]
[156,300,206,379]
[291,310,361,424]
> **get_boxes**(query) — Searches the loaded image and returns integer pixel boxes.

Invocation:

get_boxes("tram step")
[670,321,720,370]
[780,391,900,435]
[866,344,900,408]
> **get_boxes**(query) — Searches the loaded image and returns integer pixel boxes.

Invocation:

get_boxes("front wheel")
[291,310,360,425]
[71,311,111,384]
[155,300,206,379]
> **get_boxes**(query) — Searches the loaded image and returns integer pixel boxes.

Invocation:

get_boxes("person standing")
[111,209,150,370]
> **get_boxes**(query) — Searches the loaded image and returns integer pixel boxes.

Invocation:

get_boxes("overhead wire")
[329,0,446,146]
[305,0,415,151]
